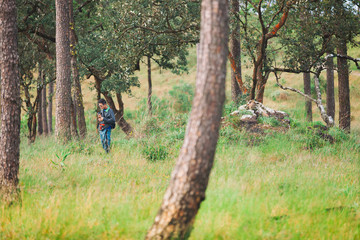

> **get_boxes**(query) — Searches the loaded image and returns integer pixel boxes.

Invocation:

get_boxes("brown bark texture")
[41,72,49,135]
[22,79,42,143]
[326,51,335,121]
[251,1,294,103]
[55,0,72,142]
[0,0,21,202]
[48,81,54,133]
[147,56,153,115]
[230,0,241,103]
[70,0,87,138]
[70,97,79,138]
[145,0,229,238]
[303,72,312,122]
[37,70,43,135]
[336,39,350,132]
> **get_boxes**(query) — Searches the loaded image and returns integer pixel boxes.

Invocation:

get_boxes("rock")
[229,100,291,130]
[240,114,257,123]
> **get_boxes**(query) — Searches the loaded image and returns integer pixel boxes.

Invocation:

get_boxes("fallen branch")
[273,69,334,127]
[326,53,360,69]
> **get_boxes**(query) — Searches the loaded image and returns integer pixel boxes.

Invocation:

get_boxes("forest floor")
[1,47,360,239]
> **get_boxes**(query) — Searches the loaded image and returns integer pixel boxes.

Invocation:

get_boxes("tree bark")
[115,93,133,135]
[48,81,54,133]
[0,0,21,202]
[230,0,241,103]
[250,1,293,103]
[22,80,42,143]
[42,73,49,135]
[146,0,229,238]
[37,68,43,135]
[326,51,335,121]
[70,97,79,138]
[147,56,153,115]
[70,0,87,138]
[55,0,72,142]
[303,72,312,122]
[336,38,350,132]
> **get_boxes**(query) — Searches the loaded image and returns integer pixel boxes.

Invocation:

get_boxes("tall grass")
[1,89,359,239]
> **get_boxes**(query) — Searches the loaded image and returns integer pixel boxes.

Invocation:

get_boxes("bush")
[142,142,169,162]
[219,126,241,143]
[169,82,194,113]
[136,96,171,121]
[328,127,350,142]
[257,116,281,127]
[142,117,162,136]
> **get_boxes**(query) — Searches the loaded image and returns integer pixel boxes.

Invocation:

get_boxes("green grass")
[3,41,360,239]
[1,100,359,239]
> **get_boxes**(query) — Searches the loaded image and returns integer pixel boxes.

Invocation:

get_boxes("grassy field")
[1,46,360,239]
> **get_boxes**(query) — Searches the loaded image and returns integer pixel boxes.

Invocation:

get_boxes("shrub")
[142,142,169,162]
[169,82,194,113]
[257,116,281,127]
[143,117,162,136]
[219,126,242,143]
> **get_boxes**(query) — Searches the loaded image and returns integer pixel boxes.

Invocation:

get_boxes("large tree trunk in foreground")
[336,39,350,132]
[146,0,229,238]
[147,56,153,115]
[230,0,241,103]
[48,81,54,133]
[0,0,21,202]
[326,51,335,121]
[55,0,72,142]
[303,72,312,122]
[70,0,86,138]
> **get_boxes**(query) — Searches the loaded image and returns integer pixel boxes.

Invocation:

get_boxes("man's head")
[98,99,108,110]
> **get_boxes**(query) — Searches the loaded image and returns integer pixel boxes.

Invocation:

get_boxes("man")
[97,99,116,153]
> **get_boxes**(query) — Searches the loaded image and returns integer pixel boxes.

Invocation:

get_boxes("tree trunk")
[55,0,72,142]
[27,113,37,144]
[48,81,54,133]
[41,71,48,135]
[230,0,241,103]
[336,38,350,132]
[116,93,133,135]
[326,51,335,122]
[146,0,229,238]
[37,69,43,135]
[147,56,153,115]
[70,0,87,138]
[303,72,312,122]
[0,0,21,202]
[70,97,79,138]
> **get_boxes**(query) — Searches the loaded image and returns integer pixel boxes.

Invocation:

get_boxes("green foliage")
[328,127,350,142]
[257,117,281,127]
[141,142,169,162]
[66,141,95,155]
[142,117,163,136]
[219,126,242,143]
[50,151,71,171]
[223,102,239,116]
[137,96,171,121]
[169,82,194,113]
